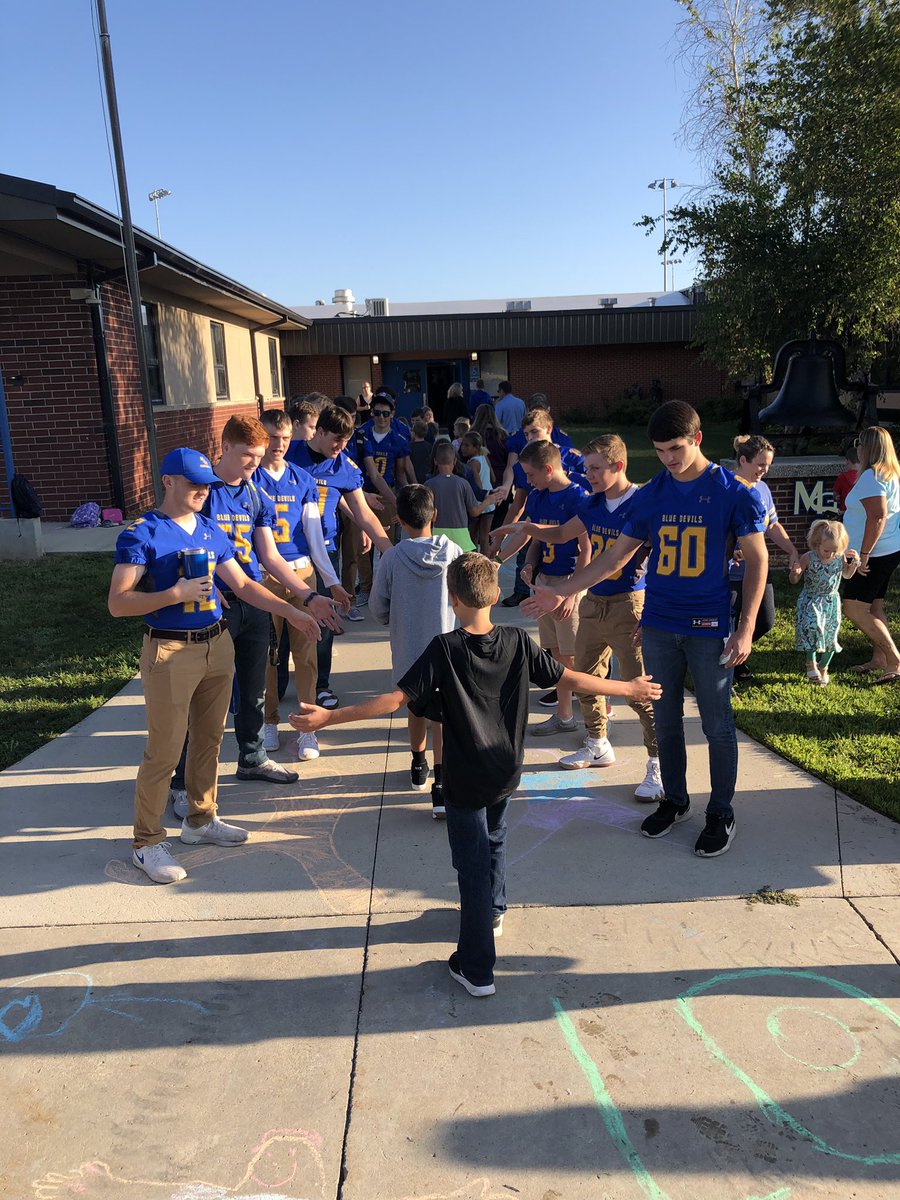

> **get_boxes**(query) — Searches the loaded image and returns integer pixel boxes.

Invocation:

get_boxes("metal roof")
[279,305,698,356]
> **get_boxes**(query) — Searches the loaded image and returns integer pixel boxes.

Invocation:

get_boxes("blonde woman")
[842,426,900,684]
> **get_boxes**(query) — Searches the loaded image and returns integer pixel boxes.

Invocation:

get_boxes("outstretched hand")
[625,675,662,702]
[520,585,566,619]
[289,702,332,732]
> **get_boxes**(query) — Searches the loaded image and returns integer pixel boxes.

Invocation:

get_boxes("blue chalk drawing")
[0,970,208,1044]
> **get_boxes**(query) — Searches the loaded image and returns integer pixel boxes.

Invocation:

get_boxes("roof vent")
[366,297,390,317]
[332,288,356,313]
[599,297,618,308]
[505,300,532,312]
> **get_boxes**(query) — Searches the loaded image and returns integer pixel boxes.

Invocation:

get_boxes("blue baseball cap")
[160,447,218,485]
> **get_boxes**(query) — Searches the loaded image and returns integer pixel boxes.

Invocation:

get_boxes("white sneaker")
[634,756,664,802]
[295,731,320,761]
[132,841,187,884]
[263,723,281,752]
[559,735,616,769]
[180,816,249,846]
[168,787,189,820]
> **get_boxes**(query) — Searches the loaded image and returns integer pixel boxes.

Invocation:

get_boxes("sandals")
[874,671,900,686]
[316,688,339,709]
[848,663,881,675]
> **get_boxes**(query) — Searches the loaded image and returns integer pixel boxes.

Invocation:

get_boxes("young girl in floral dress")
[790,519,860,685]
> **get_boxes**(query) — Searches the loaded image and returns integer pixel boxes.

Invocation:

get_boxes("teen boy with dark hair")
[525,401,768,859]
[291,552,661,997]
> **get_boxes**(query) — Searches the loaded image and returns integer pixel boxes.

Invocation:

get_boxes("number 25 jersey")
[620,464,767,636]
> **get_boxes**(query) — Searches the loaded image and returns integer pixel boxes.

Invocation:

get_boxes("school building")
[0,172,726,521]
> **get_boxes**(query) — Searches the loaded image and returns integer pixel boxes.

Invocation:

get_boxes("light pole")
[647,178,680,292]
[148,188,171,238]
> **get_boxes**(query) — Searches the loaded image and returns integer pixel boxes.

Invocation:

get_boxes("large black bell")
[759,350,854,429]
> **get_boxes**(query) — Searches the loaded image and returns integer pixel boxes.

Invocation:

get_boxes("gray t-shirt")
[426,472,477,529]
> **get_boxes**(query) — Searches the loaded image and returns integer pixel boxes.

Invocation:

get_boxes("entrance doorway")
[425,362,458,427]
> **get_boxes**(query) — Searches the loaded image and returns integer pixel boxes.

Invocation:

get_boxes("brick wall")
[0,273,112,519]
[509,344,727,419]
[101,279,150,514]
[284,355,343,400]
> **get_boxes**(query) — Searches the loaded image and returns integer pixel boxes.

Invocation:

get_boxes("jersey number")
[657,525,706,577]
[374,455,388,477]
[274,502,291,544]
[589,533,624,581]
[217,516,253,564]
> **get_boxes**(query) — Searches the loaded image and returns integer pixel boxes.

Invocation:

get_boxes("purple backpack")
[70,502,101,529]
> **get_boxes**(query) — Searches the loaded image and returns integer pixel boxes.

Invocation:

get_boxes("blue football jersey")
[620,464,767,636]
[286,441,364,549]
[507,426,574,455]
[115,511,234,630]
[578,489,647,597]
[525,482,588,576]
[204,478,276,584]
[254,462,320,562]
[513,450,590,496]
[361,422,411,488]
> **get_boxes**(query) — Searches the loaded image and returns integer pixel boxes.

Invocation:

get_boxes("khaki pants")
[133,627,234,848]
[358,494,396,593]
[340,510,364,594]
[263,562,318,722]
[574,590,658,754]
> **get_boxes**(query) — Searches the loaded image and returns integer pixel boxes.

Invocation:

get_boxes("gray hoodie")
[370,535,463,683]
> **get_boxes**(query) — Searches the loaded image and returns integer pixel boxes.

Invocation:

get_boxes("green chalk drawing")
[552,996,792,1200]
[552,996,673,1200]
[676,968,900,1165]
[766,1005,861,1072]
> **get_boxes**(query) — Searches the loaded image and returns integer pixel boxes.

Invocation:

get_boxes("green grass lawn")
[730,573,900,821]
[0,553,142,772]
[565,421,738,482]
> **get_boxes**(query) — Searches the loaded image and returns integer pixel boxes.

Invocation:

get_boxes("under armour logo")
[202,532,212,540]
[699,495,712,503]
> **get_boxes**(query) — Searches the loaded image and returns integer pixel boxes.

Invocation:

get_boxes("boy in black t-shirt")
[291,553,661,997]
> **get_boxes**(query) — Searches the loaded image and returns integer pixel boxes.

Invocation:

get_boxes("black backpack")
[10,474,43,519]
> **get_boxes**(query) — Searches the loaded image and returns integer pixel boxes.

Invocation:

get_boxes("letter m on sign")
[794,480,839,517]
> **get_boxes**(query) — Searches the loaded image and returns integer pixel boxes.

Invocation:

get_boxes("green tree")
[652,0,900,379]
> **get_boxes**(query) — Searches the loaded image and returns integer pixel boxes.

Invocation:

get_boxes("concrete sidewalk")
[2,594,900,1200]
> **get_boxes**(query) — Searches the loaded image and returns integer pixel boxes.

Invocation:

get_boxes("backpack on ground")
[10,474,44,519]
[70,502,101,528]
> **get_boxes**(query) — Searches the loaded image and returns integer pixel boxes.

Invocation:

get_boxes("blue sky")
[2,0,701,305]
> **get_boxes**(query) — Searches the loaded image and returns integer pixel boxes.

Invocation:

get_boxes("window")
[268,337,280,396]
[210,321,229,399]
[141,303,165,404]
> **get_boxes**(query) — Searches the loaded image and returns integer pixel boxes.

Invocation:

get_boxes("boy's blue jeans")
[641,626,737,819]
[444,796,509,985]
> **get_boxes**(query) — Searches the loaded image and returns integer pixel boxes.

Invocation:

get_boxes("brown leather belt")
[144,617,227,643]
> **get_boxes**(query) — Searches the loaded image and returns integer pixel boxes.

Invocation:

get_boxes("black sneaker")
[733,664,753,682]
[538,689,558,708]
[410,759,429,792]
[500,593,526,608]
[448,952,495,997]
[431,782,446,819]
[694,814,736,857]
[641,798,691,839]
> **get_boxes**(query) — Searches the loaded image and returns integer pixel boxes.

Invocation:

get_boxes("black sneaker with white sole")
[694,814,736,857]
[410,759,429,791]
[538,689,558,708]
[448,952,495,997]
[431,782,446,819]
[641,798,691,838]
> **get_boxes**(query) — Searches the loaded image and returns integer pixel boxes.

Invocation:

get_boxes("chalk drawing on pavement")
[0,970,207,1045]
[31,1127,326,1199]
[676,968,900,1164]
[104,784,373,911]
